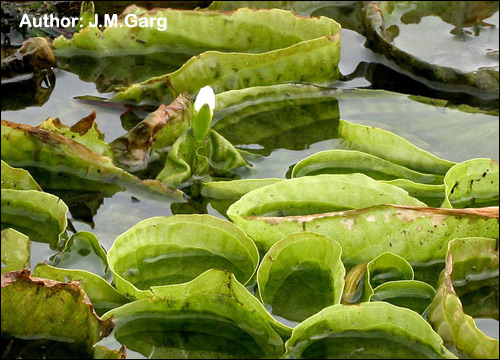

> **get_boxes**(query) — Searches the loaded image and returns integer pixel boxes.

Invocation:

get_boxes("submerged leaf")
[1,189,68,249]
[103,269,287,358]
[428,237,499,358]
[257,232,345,323]
[1,160,42,191]
[107,215,259,299]
[443,158,499,208]
[284,302,455,358]
[1,269,114,358]
[1,229,30,274]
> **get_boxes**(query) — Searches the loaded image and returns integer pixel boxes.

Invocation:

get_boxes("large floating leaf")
[292,149,443,183]
[107,215,260,299]
[1,120,185,200]
[55,8,340,98]
[201,178,284,216]
[283,302,456,358]
[1,229,30,275]
[33,264,129,317]
[1,160,42,191]
[1,189,68,249]
[110,35,341,105]
[102,269,287,359]
[443,158,499,208]
[1,269,114,358]
[229,199,499,284]
[361,1,499,94]
[257,232,344,323]
[156,128,249,188]
[428,237,499,358]
[228,174,425,251]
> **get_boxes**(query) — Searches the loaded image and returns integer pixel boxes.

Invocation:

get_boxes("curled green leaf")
[201,178,284,216]
[1,189,68,249]
[1,160,42,191]
[156,128,249,188]
[292,149,443,183]
[383,179,445,208]
[443,158,499,209]
[1,120,185,201]
[257,232,344,323]
[284,302,456,358]
[103,269,287,358]
[428,237,499,358]
[1,229,30,275]
[1,269,114,358]
[33,264,129,316]
[107,215,260,299]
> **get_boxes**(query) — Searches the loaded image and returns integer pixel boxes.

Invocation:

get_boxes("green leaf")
[284,302,456,358]
[370,280,436,315]
[1,160,42,191]
[1,189,68,249]
[343,252,413,304]
[107,215,260,299]
[228,174,426,252]
[428,237,499,358]
[54,8,341,99]
[201,178,284,216]
[229,199,498,285]
[1,229,30,274]
[74,1,95,32]
[1,120,185,201]
[337,120,454,175]
[292,149,443,183]
[38,112,112,158]
[51,231,109,279]
[110,93,193,172]
[111,35,341,105]
[102,269,287,358]
[1,269,114,358]
[257,232,344,323]
[383,179,445,208]
[156,129,249,188]
[33,264,129,316]
[443,158,499,208]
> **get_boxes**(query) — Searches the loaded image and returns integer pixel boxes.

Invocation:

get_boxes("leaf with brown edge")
[110,93,193,172]
[1,119,185,201]
[1,269,114,358]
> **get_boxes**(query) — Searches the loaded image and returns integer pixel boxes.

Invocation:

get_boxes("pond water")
[2,10,499,357]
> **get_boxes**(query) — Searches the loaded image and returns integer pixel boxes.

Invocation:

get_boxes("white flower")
[194,86,216,113]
